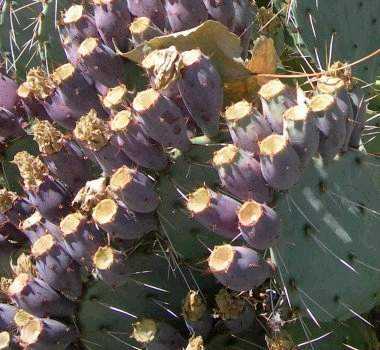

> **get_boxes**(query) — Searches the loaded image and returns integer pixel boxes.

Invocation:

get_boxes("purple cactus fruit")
[208,244,275,291]
[109,166,159,213]
[31,233,82,300]
[177,49,222,137]
[258,134,302,190]
[93,0,131,52]
[214,288,254,334]
[73,109,133,175]
[13,152,72,224]
[348,87,366,148]
[92,198,157,239]
[41,219,64,242]
[130,17,163,46]
[317,76,353,152]
[60,212,106,269]
[17,83,50,120]
[51,63,106,118]
[0,190,33,227]
[224,100,272,155]
[238,200,280,250]
[202,0,235,29]
[8,273,75,318]
[77,37,126,89]
[182,291,213,339]
[102,84,129,111]
[212,144,272,203]
[62,35,81,66]
[20,68,81,130]
[0,72,19,112]
[110,109,168,170]
[186,187,240,240]
[21,212,48,244]
[32,120,92,194]
[132,89,191,151]
[258,79,297,134]
[0,108,25,141]
[19,317,78,350]
[92,246,129,287]
[0,304,17,331]
[62,5,99,43]
[41,92,83,130]
[163,0,208,32]
[131,318,186,350]
[127,0,167,30]
[283,104,319,167]
[232,0,255,57]
[309,94,347,160]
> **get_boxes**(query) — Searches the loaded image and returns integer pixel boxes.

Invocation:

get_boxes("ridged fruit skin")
[27,177,72,225]
[202,0,235,29]
[111,115,168,171]
[226,105,272,155]
[0,304,17,331]
[163,0,208,32]
[178,50,222,137]
[188,189,240,240]
[133,90,191,151]
[259,137,302,191]
[93,0,132,51]
[33,238,83,300]
[239,202,281,250]
[9,275,76,318]
[127,0,167,30]
[61,217,106,270]
[209,246,275,291]
[20,318,78,350]
[348,87,366,148]
[214,147,272,203]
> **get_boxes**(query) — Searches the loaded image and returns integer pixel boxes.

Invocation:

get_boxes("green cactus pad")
[78,251,217,349]
[157,145,229,262]
[0,0,69,79]
[285,0,380,83]
[285,317,379,350]
[272,151,380,322]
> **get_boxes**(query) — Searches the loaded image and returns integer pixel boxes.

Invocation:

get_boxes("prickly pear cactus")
[272,152,380,321]
[277,0,380,82]
[0,1,379,349]
[0,0,70,78]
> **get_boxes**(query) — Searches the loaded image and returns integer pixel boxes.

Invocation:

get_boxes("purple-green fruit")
[109,166,160,213]
[8,273,75,318]
[238,200,280,250]
[208,244,275,291]
[92,198,157,240]
[224,100,272,155]
[93,0,131,51]
[259,134,302,190]
[163,0,208,32]
[187,187,240,240]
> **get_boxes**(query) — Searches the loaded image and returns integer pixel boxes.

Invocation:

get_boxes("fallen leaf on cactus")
[246,36,279,85]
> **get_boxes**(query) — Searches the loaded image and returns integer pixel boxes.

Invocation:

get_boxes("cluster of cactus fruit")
[0,0,379,349]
